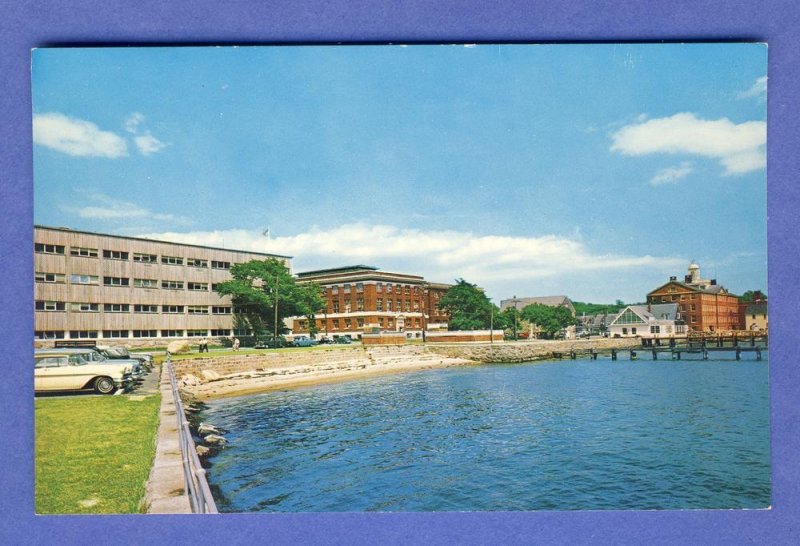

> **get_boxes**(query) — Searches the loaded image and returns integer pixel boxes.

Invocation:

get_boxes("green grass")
[35,394,160,514]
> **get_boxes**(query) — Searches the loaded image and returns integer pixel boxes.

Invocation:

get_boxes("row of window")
[35,243,233,269]
[35,328,238,340]
[328,299,421,313]
[328,283,421,295]
[35,272,220,291]
[35,301,232,314]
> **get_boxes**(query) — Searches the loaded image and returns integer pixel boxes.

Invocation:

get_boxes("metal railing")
[166,358,219,514]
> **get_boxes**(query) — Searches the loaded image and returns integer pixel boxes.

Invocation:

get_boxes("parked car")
[35,353,133,394]
[36,348,145,380]
[254,335,290,349]
[317,336,334,345]
[96,345,153,372]
[292,335,317,347]
[334,336,353,344]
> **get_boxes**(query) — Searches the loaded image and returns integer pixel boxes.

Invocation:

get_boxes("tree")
[739,290,767,303]
[214,259,325,338]
[519,303,574,339]
[438,278,498,331]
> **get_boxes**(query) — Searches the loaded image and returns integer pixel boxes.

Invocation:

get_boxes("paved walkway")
[142,364,193,513]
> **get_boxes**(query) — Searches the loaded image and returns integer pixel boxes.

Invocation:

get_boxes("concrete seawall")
[172,339,641,399]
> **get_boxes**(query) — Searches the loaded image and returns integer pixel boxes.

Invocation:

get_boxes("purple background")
[1,1,798,544]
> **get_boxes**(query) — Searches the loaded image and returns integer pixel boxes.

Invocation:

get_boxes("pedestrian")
[233,337,240,351]
[199,338,208,353]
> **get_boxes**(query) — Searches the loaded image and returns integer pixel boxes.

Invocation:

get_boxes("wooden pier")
[551,332,767,362]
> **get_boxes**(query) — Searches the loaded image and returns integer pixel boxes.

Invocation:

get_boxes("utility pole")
[274,273,279,341]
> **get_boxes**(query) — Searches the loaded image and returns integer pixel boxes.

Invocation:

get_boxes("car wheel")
[94,376,116,395]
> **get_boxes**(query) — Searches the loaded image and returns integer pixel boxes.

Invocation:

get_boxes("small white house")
[607,304,686,339]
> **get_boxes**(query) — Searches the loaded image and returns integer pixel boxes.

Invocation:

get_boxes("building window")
[622,328,628,335]
[357,318,364,328]
[187,330,208,337]
[104,276,130,287]
[211,283,222,291]
[134,278,158,289]
[386,300,393,311]
[331,286,339,295]
[35,301,65,312]
[404,301,411,312]
[163,305,184,314]
[161,280,184,290]
[162,255,184,266]
[161,330,184,337]
[386,284,393,294]
[103,303,130,313]
[187,258,208,268]
[35,330,65,339]
[134,304,159,313]
[70,302,99,312]
[211,260,230,270]
[344,319,352,329]
[187,282,208,291]
[631,327,637,335]
[332,319,340,329]
[36,272,66,284]
[343,284,351,294]
[35,243,65,255]
[70,247,98,258]
[211,329,231,337]
[356,283,364,293]
[104,330,129,338]
[332,301,340,313]
[132,330,158,338]
[357,298,365,312]
[376,283,383,293]
[376,299,383,311]
[69,274,98,285]
[70,330,98,339]
[103,250,129,260]
[133,253,158,263]
[212,306,232,315]
[690,304,696,311]
[188,306,209,315]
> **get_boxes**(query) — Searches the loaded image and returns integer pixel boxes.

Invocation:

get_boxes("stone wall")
[424,338,641,363]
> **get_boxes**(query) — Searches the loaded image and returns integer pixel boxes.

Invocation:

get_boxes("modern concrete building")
[292,265,451,340]
[646,263,740,333]
[34,225,291,347]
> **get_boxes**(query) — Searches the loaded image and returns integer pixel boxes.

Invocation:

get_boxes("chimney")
[684,275,692,283]
[710,279,717,285]
[669,276,677,281]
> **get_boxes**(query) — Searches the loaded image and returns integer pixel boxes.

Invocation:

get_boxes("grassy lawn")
[35,394,160,514]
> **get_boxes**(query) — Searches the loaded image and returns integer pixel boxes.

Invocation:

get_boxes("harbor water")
[201,353,770,512]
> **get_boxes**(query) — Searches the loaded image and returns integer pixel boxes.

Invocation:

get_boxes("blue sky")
[32,44,767,303]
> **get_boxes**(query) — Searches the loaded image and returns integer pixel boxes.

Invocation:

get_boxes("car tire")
[94,376,116,395]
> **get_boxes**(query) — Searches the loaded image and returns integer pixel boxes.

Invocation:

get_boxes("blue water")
[201,354,770,512]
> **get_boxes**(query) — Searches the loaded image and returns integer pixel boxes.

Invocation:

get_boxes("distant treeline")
[572,300,640,316]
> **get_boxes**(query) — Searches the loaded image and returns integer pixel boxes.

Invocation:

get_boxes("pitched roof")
[500,295,573,310]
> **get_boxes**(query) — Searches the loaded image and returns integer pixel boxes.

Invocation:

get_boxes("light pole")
[273,273,279,342]
[512,295,520,341]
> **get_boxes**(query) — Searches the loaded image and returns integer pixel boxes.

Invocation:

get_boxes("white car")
[35,353,133,394]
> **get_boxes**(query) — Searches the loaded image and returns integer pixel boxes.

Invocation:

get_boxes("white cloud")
[134,133,168,155]
[64,191,190,225]
[649,161,693,186]
[738,76,767,100]
[610,112,766,176]
[137,224,684,291]
[33,112,128,158]
[124,112,145,134]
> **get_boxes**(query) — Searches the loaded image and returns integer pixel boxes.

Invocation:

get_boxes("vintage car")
[35,353,133,394]
[96,345,153,372]
[36,348,145,380]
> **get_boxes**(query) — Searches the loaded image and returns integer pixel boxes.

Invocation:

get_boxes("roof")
[648,279,734,297]
[745,302,768,315]
[499,295,573,310]
[614,303,680,324]
[296,265,379,277]
[34,225,292,259]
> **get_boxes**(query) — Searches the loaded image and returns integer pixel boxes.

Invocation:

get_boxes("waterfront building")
[34,225,290,347]
[499,295,576,316]
[607,303,685,339]
[740,301,768,332]
[292,265,451,340]
[577,311,619,336]
[646,263,740,333]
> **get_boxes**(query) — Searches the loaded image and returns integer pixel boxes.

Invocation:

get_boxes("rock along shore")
[174,338,641,400]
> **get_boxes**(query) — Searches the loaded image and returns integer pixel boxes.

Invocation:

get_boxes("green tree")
[214,259,325,338]
[438,278,498,331]
[519,303,575,339]
[739,290,767,302]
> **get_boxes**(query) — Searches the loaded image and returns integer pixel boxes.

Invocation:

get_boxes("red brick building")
[646,263,740,333]
[292,265,451,340]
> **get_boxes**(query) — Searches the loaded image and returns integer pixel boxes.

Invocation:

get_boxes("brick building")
[646,263,740,333]
[34,225,290,347]
[292,265,451,340]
